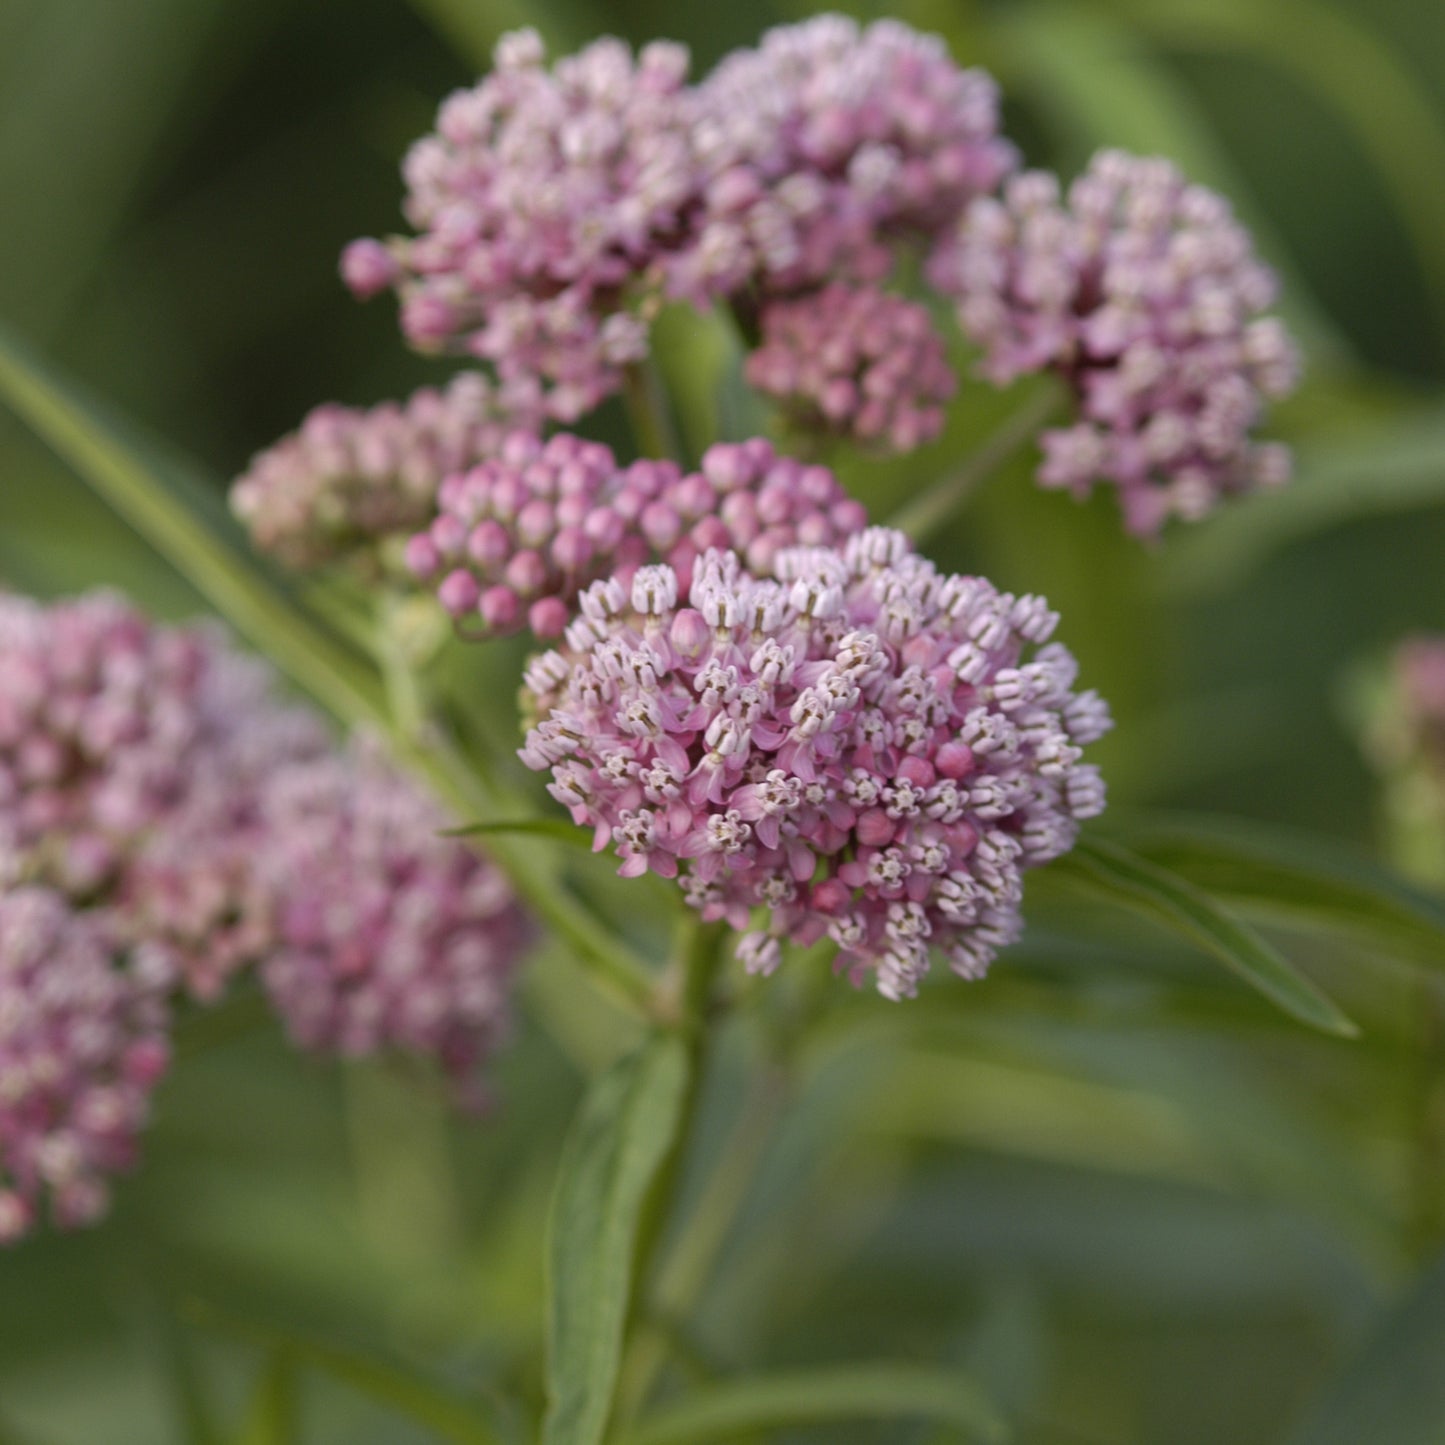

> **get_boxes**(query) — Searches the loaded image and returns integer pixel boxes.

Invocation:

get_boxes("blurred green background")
[2,0,1445,1442]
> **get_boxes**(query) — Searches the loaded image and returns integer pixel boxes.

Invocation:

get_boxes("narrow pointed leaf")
[1116,815,1445,972]
[543,1034,692,1445]
[621,1364,1008,1445]
[1054,837,1357,1035]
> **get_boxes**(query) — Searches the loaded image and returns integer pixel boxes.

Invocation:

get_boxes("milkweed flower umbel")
[408,433,868,639]
[0,889,170,1242]
[344,31,699,420]
[674,14,1016,304]
[519,530,1109,997]
[232,372,533,570]
[257,744,528,1110]
[930,151,1300,536]
[345,18,1015,427]
[0,591,531,1184]
[745,285,957,453]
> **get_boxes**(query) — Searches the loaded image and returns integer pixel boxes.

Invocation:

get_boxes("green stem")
[623,359,684,462]
[369,600,660,1019]
[888,378,1065,543]
[617,1063,790,1420]
[616,921,729,1419]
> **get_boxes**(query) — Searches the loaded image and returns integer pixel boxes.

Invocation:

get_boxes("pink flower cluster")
[1389,636,1445,777]
[232,372,531,569]
[0,889,169,1243]
[344,30,696,421]
[407,433,868,638]
[258,745,526,1113]
[0,592,528,1238]
[346,17,1013,425]
[519,529,1109,998]
[930,152,1300,536]
[745,284,957,453]
[675,15,1015,302]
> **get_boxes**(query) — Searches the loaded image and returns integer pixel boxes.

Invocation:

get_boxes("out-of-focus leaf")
[1114,813,1445,972]
[232,1353,298,1445]
[543,1035,692,1445]
[193,1308,502,1445]
[619,1363,1007,1445]
[1288,1251,1445,1445]
[1120,0,1445,340]
[444,817,592,849]
[1054,838,1358,1035]
[0,325,385,730]
[990,0,1351,367]
[1164,407,1445,591]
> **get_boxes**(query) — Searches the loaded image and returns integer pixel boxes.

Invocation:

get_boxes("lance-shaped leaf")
[1115,813,1445,973]
[543,1034,692,1445]
[1053,837,1358,1036]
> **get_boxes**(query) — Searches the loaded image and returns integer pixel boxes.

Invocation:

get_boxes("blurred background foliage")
[2,0,1445,1442]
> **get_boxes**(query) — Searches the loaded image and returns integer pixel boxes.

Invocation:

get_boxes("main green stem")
[888,378,1064,543]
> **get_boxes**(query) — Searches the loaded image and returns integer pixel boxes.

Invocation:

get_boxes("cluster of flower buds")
[930,151,1300,535]
[0,592,528,1238]
[745,285,957,453]
[345,17,1013,427]
[407,433,868,638]
[232,372,532,569]
[0,889,170,1243]
[519,529,1109,999]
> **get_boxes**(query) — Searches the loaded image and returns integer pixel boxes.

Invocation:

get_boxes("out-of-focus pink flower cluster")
[930,152,1300,536]
[1394,637,1445,764]
[232,372,531,569]
[345,16,1010,427]
[258,747,525,1114]
[519,529,1109,999]
[745,285,957,452]
[0,890,169,1244]
[407,432,868,638]
[0,592,527,1241]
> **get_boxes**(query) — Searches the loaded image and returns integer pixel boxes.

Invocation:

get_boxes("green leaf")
[619,1364,1008,1445]
[1053,837,1358,1036]
[543,1035,693,1445]
[192,1307,502,1445]
[444,817,593,850]
[1288,1251,1445,1445]
[0,323,386,730]
[1115,813,1445,974]
[232,1353,299,1445]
